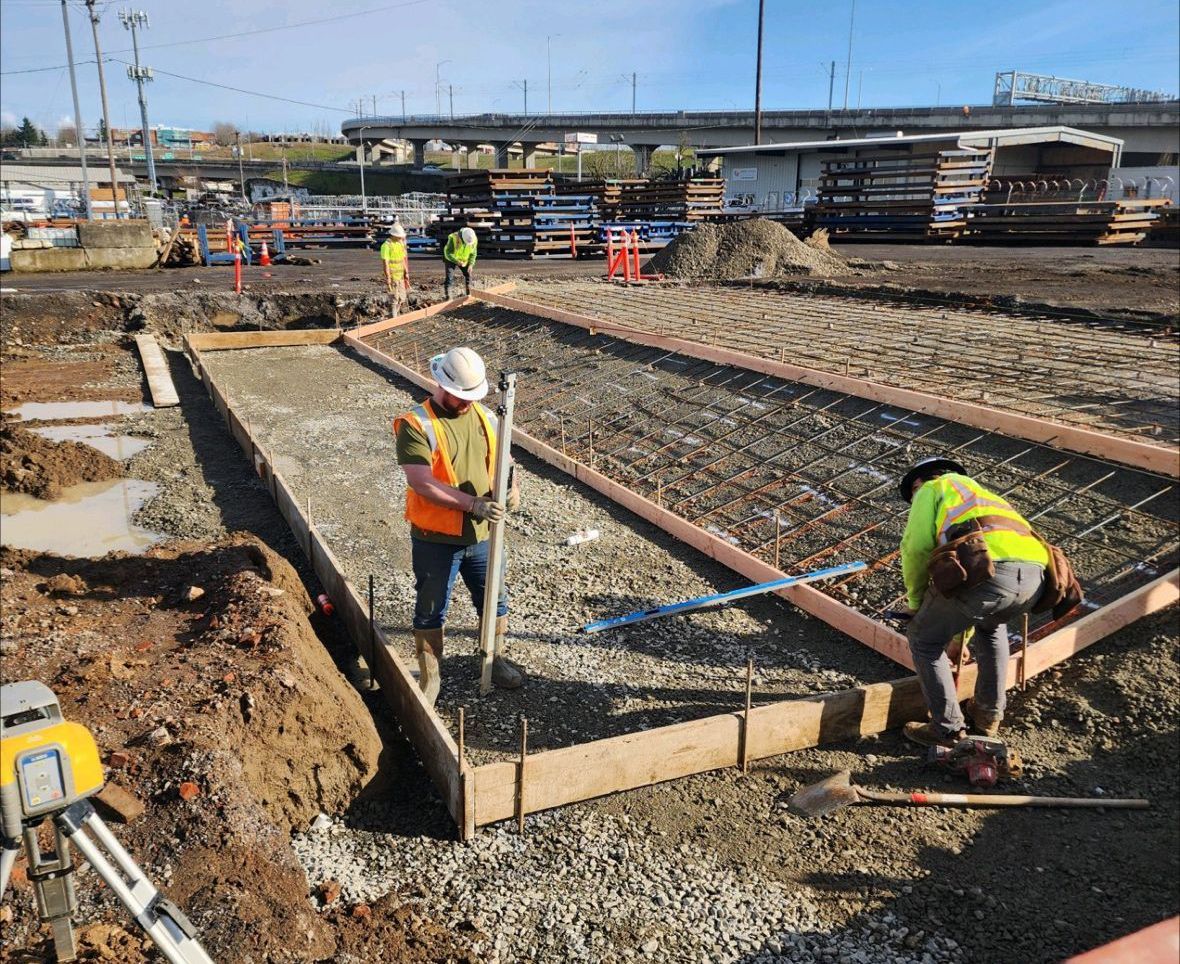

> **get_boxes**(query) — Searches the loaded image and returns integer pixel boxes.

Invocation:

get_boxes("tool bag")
[927,515,1083,620]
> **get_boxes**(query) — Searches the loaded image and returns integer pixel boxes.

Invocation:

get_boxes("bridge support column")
[493,143,510,168]
[631,144,654,174]
[521,143,541,169]
[465,143,482,169]
[411,139,427,168]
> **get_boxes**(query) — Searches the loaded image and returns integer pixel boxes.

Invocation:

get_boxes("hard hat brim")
[430,356,488,401]
[899,457,967,502]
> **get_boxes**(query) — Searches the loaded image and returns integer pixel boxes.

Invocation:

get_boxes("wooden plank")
[187,329,341,351]
[133,334,179,408]
[185,337,464,827]
[472,292,1179,478]
[350,283,519,340]
[341,332,914,670]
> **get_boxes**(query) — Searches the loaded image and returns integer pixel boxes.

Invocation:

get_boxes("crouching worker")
[394,346,523,707]
[898,457,1050,748]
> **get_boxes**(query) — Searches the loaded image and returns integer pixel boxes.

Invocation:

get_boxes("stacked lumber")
[433,169,598,258]
[555,179,643,220]
[814,149,992,241]
[248,218,369,247]
[969,179,1170,244]
[616,177,725,222]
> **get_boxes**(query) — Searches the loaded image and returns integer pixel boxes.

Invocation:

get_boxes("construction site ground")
[0,245,1177,963]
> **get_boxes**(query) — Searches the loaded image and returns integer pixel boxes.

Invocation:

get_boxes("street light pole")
[84,0,122,218]
[842,0,855,111]
[753,0,765,145]
[435,60,451,116]
[60,0,93,219]
[358,125,369,215]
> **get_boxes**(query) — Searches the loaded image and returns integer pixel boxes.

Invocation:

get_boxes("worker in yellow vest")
[393,347,523,706]
[380,223,410,315]
[898,457,1048,747]
[443,226,477,299]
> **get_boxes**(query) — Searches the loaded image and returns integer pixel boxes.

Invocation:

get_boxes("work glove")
[469,496,505,524]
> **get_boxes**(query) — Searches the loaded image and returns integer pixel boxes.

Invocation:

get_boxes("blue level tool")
[580,560,867,634]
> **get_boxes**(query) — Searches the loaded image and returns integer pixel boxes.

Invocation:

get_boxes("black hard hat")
[899,457,967,502]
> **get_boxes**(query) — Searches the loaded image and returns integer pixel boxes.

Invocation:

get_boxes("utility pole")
[857,70,863,109]
[827,60,835,123]
[632,71,637,114]
[372,93,377,116]
[235,130,246,201]
[85,0,121,218]
[547,35,552,114]
[753,0,765,145]
[119,9,156,194]
[449,84,454,122]
[400,90,406,121]
[60,0,93,219]
[435,61,450,116]
[842,0,855,111]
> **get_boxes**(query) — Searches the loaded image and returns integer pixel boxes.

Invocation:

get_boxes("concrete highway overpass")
[342,102,1180,169]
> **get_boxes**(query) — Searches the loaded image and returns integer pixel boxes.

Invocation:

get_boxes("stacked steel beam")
[815,149,992,241]
[433,170,598,258]
[970,177,1170,244]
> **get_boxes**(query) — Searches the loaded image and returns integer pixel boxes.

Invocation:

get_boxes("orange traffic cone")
[259,240,272,267]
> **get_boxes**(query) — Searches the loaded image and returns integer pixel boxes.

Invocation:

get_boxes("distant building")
[0,163,136,217]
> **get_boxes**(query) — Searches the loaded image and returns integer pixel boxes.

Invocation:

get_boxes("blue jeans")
[411,537,508,631]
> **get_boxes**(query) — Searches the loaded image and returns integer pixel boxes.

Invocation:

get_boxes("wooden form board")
[133,334,179,407]
[351,282,519,341]
[472,291,1179,479]
[344,325,1179,829]
[184,322,1178,835]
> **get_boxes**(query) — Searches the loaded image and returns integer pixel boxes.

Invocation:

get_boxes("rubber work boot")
[964,698,1002,737]
[491,615,524,689]
[444,284,453,301]
[414,628,445,707]
[903,722,967,749]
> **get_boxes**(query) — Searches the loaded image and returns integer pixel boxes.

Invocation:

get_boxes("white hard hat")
[430,347,488,402]
[389,223,406,239]
[459,227,477,246]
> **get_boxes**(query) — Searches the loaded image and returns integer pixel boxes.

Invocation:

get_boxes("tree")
[212,122,238,147]
[0,126,18,148]
[17,116,43,148]
[96,117,107,142]
[56,124,78,147]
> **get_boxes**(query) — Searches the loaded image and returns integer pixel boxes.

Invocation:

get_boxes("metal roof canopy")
[701,126,1124,157]
[0,163,136,185]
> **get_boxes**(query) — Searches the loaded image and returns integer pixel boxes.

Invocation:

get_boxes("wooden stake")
[1020,613,1030,692]
[516,716,529,834]
[741,657,754,774]
[457,706,466,773]
[367,574,376,689]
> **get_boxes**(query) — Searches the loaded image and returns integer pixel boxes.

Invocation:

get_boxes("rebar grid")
[366,304,1178,637]
[517,282,1180,443]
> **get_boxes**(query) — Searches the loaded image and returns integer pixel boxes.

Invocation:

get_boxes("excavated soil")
[0,423,125,499]
[648,218,851,279]
[0,536,480,963]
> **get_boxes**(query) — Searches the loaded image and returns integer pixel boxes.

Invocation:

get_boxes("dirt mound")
[647,218,850,279]
[0,535,419,963]
[0,422,124,499]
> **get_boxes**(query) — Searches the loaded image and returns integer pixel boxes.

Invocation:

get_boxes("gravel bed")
[200,344,901,765]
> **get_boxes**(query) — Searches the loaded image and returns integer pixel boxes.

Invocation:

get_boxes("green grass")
[267,167,441,196]
[204,141,353,163]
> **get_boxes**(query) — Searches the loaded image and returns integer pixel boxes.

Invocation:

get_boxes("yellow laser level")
[1,681,212,964]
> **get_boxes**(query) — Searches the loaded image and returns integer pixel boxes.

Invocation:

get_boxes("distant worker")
[897,457,1050,748]
[393,346,523,706]
[443,226,478,299]
[380,223,410,315]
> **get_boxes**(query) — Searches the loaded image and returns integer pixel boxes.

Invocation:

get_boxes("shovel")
[787,770,1150,818]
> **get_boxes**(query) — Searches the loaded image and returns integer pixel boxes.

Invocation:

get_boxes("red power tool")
[926,737,1023,789]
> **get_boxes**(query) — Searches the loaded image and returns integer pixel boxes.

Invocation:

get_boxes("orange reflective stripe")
[937,477,1017,543]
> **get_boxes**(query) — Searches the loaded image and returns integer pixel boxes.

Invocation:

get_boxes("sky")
[1,0,1177,136]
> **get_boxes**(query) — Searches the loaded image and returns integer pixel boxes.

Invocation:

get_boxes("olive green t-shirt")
[395,403,492,545]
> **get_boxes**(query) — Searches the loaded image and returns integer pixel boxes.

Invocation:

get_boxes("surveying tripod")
[1,681,213,963]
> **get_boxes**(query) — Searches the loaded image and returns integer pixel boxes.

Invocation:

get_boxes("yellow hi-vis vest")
[393,398,496,536]
[380,238,407,279]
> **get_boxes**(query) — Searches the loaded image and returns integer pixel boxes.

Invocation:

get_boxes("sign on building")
[730,167,758,181]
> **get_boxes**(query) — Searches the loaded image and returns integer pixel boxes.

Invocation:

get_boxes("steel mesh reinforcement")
[517,281,1180,446]
[366,301,1178,639]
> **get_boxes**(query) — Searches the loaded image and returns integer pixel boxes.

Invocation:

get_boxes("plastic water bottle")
[564,529,600,547]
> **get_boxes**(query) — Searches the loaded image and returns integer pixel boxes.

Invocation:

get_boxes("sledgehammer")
[787,770,1150,819]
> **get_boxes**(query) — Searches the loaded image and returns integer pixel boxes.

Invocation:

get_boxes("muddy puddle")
[4,400,151,421]
[0,479,164,555]
[27,423,151,460]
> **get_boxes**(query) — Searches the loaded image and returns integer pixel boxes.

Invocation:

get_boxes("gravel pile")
[293,802,967,964]
[649,219,851,280]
